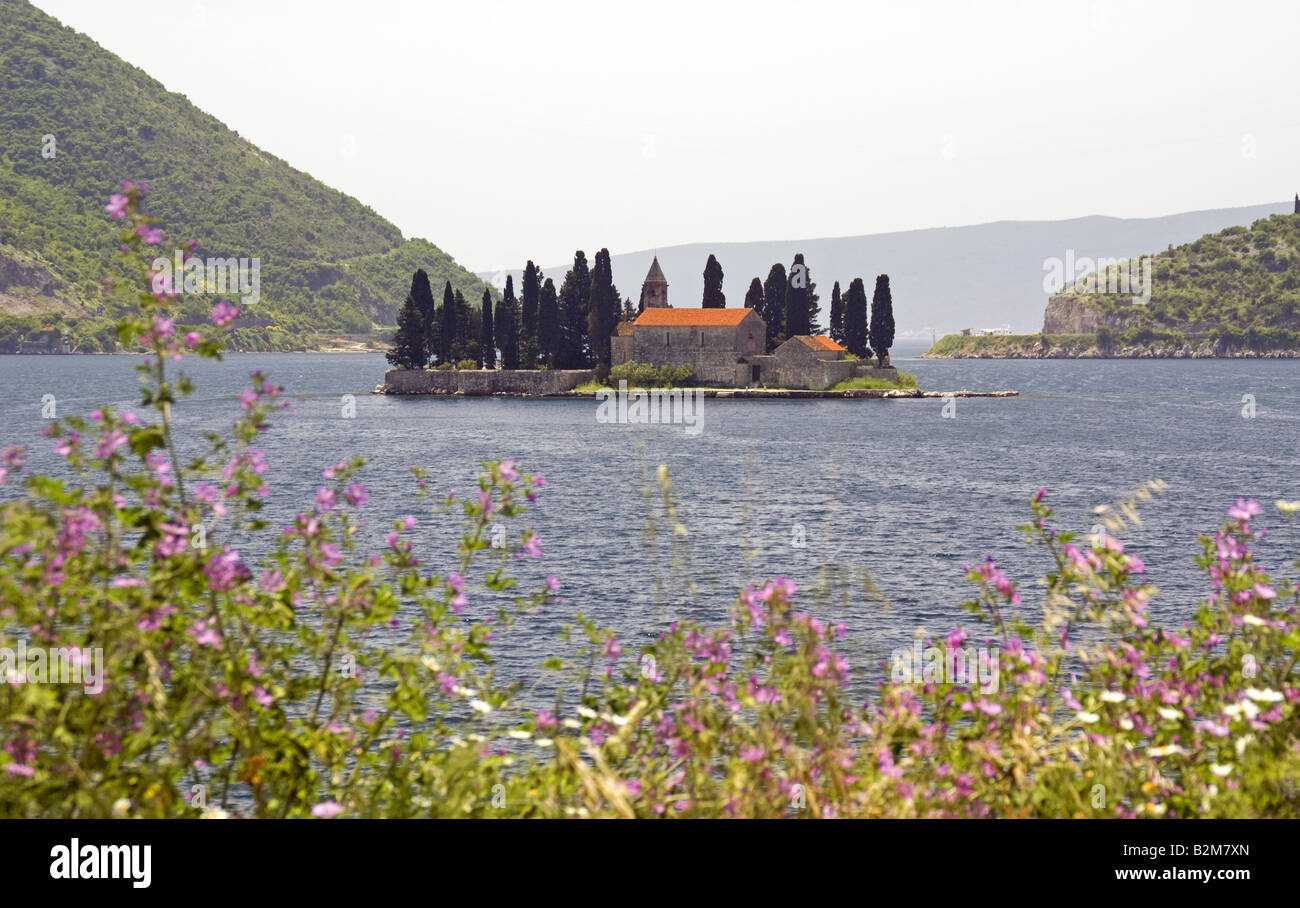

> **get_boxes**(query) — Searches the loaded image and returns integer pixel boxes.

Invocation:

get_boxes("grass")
[828,371,917,391]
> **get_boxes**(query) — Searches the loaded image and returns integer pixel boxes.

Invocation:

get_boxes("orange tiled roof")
[797,335,845,352]
[614,321,635,336]
[634,307,755,327]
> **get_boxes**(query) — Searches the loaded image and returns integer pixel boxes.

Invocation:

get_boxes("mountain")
[484,203,1294,337]
[0,0,493,351]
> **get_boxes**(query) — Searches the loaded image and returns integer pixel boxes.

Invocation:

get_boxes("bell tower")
[641,256,669,308]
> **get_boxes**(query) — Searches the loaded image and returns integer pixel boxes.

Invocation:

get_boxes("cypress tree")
[869,274,896,366]
[496,294,519,369]
[785,253,811,338]
[480,288,495,368]
[557,251,591,369]
[761,263,787,352]
[843,277,871,359]
[587,248,619,369]
[538,277,560,367]
[387,290,426,369]
[453,288,477,364]
[743,277,764,312]
[438,281,456,365]
[829,281,844,344]
[406,268,436,365]
[702,254,726,308]
[521,261,540,368]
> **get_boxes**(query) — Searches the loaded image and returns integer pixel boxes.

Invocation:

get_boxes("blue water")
[2,341,1299,685]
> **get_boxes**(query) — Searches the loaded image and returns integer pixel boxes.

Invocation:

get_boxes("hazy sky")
[32,0,1300,272]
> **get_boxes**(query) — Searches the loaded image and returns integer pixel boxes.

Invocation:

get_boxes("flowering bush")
[1,188,1298,818]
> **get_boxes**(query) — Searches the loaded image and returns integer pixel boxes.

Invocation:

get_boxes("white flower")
[576,706,598,719]
[1077,711,1100,723]
[1245,687,1283,703]
[535,738,554,747]
[507,729,531,740]
[469,698,492,713]
[1157,707,1182,721]
[453,685,477,698]
[421,655,440,672]
[1147,744,1188,758]
[111,798,131,817]
[1100,691,1126,703]
[604,712,629,727]
[1235,734,1255,757]
[1118,718,1135,731]
[562,718,582,729]
[1276,500,1300,515]
[1241,614,1266,627]
[1211,763,1234,777]
[200,806,230,819]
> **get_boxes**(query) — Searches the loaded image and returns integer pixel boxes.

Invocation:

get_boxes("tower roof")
[644,256,667,284]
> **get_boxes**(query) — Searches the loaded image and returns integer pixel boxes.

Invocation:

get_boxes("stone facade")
[613,306,766,385]
[641,256,669,308]
[385,368,593,395]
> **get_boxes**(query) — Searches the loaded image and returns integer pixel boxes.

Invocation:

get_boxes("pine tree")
[743,277,763,311]
[828,281,844,344]
[843,277,870,359]
[480,288,495,368]
[496,294,519,369]
[387,290,426,369]
[702,254,726,308]
[621,296,637,322]
[869,274,896,367]
[557,251,591,369]
[785,254,811,338]
[538,277,560,367]
[438,281,456,365]
[587,248,619,369]
[521,261,540,368]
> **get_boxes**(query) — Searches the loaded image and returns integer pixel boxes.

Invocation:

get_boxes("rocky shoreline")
[926,338,1300,359]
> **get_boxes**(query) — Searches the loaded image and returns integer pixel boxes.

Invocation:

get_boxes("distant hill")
[0,0,492,350]
[485,203,1294,337]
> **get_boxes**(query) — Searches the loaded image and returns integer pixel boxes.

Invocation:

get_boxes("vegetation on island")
[0,1,493,352]
[4,191,1300,819]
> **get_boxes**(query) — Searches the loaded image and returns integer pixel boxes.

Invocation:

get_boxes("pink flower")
[311,801,345,819]
[315,487,336,511]
[1228,498,1261,521]
[344,483,368,506]
[210,300,239,326]
[104,193,129,220]
[739,745,765,763]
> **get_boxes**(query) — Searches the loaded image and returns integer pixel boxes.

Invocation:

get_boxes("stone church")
[610,257,899,390]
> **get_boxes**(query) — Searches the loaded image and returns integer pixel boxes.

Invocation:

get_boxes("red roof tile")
[634,307,756,327]
[796,335,845,352]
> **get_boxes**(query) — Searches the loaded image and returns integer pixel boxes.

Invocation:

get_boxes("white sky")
[31,0,1300,272]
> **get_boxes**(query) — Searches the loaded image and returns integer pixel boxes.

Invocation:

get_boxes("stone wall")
[384,369,593,396]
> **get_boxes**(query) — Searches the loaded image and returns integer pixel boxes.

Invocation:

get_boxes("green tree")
[406,268,437,364]
[743,277,763,312]
[438,280,456,365]
[785,253,811,338]
[538,277,560,367]
[521,261,540,368]
[761,264,787,352]
[869,274,895,366]
[496,293,520,369]
[386,290,425,369]
[480,288,495,368]
[587,248,620,369]
[829,280,844,344]
[843,277,870,358]
[702,254,726,308]
[557,251,591,369]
